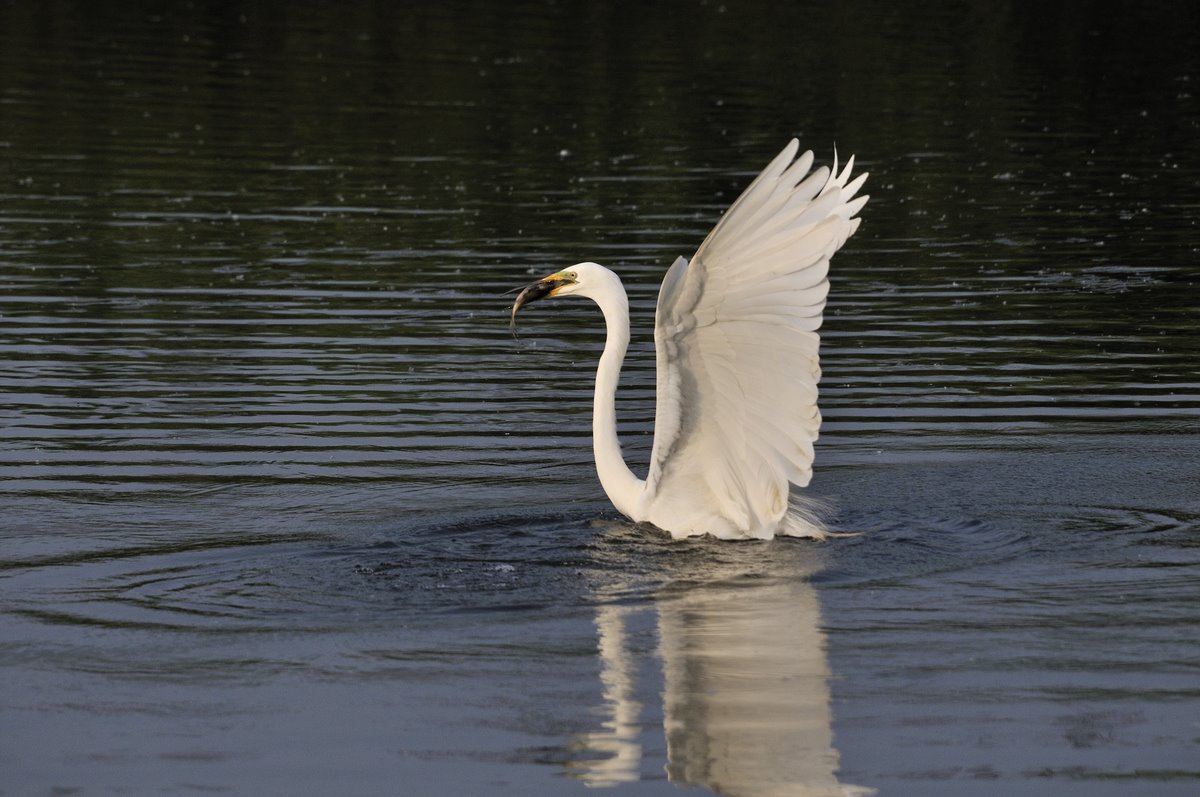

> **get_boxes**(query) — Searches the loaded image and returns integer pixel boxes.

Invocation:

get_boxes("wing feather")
[644,140,868,537]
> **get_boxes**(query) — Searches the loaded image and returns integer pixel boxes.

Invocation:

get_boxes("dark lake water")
[3,2,1199,794]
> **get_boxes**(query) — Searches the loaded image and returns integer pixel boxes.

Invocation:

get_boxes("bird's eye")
[567,271,577,280]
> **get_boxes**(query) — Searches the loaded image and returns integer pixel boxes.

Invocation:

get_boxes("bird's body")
[511,140,867,540]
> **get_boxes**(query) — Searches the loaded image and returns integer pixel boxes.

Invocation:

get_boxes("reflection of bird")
[656,574,874,797]
[511,140,867,539]
[568,534,875,795]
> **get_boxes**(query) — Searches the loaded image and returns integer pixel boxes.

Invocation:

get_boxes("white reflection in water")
[569,602,645,788]
[570,541,873,796]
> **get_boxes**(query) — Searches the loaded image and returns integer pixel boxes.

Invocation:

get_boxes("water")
[2,2,1199,794]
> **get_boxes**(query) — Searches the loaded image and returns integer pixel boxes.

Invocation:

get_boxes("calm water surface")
[2,2,1199,795]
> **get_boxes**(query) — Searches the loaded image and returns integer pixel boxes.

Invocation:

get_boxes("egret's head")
[509,263,602,333]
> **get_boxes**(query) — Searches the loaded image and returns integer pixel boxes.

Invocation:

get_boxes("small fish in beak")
[508,275,575,336]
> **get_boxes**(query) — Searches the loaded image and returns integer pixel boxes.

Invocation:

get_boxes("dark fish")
[508,276,573,336]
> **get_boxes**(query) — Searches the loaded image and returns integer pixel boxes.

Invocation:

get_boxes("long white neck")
[588,274,645,519]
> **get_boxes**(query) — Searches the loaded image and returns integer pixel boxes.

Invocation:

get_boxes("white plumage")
[511,139,868,540]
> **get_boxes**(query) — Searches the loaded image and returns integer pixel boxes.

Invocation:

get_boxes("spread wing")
[645,139,868,534]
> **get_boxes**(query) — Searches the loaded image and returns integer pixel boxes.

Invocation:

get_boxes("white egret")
[511,140,868,540]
